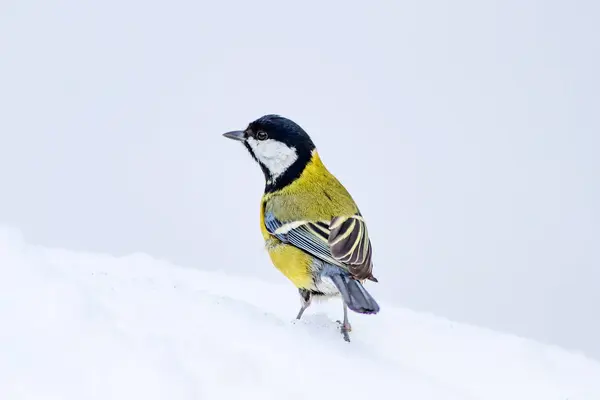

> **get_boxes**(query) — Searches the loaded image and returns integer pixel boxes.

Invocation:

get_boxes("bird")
[222,114,380,342]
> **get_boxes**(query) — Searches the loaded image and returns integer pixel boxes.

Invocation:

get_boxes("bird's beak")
[222,130,246,142]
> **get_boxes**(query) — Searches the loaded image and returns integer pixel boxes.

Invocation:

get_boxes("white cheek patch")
[247,138,298,180]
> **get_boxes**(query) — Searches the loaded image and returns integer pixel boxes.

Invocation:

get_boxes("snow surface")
[1,224,599,400]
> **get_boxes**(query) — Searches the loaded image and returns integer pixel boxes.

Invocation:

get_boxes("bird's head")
[222,114,317,191]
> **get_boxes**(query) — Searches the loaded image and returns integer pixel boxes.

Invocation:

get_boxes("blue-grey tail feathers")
[329,273,380,315]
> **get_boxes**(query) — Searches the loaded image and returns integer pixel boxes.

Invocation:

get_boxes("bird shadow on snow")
[290,312,342,337]
[289,312,380,353]
[201,287,375,351]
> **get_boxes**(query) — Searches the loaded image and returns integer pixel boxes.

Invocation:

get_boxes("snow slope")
[1,225,599,400]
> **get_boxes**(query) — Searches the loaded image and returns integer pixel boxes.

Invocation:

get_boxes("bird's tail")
[329,273,380,315]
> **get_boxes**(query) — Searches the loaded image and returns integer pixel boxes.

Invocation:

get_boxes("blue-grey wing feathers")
[264,212,375,281]
[264,212,342,267]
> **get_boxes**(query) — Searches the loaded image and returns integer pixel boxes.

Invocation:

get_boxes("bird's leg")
[296,289,312,320]
[296,304,309,320]
[337,303,352,342]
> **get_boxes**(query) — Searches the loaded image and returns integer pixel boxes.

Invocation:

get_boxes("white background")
[1,0,598,359]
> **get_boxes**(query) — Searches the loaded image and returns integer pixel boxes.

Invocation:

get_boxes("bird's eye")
[256,131,268,140]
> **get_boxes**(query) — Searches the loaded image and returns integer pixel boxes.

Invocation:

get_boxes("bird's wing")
[328,214,374,280]
[264,212,343,267]
[264,212,374,280]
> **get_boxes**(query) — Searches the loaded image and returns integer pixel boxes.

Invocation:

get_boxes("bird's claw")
[336,320,352,342]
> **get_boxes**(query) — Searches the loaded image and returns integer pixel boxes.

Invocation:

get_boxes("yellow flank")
[267,242,315,289]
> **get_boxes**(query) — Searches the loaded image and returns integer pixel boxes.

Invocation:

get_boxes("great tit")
[223,114,380,342]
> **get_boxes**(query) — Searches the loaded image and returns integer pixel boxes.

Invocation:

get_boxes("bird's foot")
[336,320,352,342]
